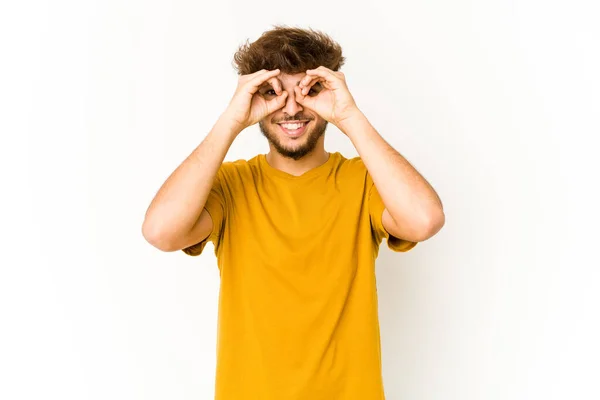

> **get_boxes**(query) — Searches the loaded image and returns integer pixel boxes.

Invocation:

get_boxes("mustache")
[275,116,313,123]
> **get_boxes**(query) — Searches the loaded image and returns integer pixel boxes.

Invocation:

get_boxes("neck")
[265,148,330,177]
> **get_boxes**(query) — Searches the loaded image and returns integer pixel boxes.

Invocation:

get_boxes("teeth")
[281,122,305,130]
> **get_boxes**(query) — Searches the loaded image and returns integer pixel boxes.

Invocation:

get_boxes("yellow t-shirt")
[183,151,417,400]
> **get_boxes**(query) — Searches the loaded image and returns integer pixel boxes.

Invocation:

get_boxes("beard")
[258,118,328,161]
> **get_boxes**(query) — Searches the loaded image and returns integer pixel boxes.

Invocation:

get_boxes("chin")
[258,119,328,160]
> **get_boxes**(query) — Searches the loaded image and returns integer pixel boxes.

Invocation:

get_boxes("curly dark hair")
[232,25,346,76]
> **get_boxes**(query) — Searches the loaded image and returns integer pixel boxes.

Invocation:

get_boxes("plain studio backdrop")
[1,0,598,399]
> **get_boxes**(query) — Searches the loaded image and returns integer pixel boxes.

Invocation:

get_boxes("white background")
[1,0,599,399]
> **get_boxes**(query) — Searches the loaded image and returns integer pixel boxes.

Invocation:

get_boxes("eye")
[260,89,276,97]
[264,88,317,96]
[305,84,322,96]
[298,87,318,96]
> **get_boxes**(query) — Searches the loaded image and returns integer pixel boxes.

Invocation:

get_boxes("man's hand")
[222,69,288,131]
[294,66,361,129]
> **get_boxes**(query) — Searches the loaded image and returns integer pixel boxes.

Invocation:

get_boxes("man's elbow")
[418,209,445,241]
[142,220,179,252]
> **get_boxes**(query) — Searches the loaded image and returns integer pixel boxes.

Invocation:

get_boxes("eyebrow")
[261,81,322,90]
[264,81,305,88]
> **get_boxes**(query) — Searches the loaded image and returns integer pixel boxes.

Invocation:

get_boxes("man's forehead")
[279,72,305,79]
[279,72,305,84]
[260,72,312,87]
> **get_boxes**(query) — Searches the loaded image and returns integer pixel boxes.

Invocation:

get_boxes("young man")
[143,25,444,400]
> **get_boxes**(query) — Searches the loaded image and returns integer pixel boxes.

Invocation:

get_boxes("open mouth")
[278,121,309,137]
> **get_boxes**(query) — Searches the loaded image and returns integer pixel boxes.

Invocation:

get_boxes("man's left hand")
[294,66,361,128]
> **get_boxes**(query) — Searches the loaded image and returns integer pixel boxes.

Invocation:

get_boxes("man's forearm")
[142,114,241,249]
[339,110,444,235]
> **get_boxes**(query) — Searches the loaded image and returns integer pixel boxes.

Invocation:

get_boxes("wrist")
[217,112,245,137]
[336,109,366,135]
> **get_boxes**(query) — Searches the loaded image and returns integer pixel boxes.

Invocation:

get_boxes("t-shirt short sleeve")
[367,171,418,253]
[182,164,228,257]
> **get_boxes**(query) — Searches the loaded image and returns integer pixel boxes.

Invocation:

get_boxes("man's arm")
[339,112,445,243]
[142,68,288,252]
[142,114,240,252]
[293,66,444,243]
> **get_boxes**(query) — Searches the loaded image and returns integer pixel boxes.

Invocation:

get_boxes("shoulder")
[337,154,368,176]
[215,156,260,192]
[219,157,254,177]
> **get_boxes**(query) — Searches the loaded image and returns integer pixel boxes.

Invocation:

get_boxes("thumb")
[267,90,288,113]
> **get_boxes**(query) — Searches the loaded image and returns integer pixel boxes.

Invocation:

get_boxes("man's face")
[258,72,328,161]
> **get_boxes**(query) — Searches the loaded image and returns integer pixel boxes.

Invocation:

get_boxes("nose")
[281,89,303,116]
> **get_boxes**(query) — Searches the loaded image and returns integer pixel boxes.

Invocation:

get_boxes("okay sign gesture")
[294,66,360,128]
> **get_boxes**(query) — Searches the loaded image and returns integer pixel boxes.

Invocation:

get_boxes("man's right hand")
[222,69,288,131]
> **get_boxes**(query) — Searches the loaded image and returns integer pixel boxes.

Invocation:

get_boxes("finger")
[304,68,337,88]
[315,66,346,81]
[315,65,336,74]
[298,73,315,88]
[266,90,288,112]
[299,74,320,87]
[246,69,281,93]
[293,86,314,108]
[305,68,333,79]
[240,69,267,82]
[299,77,322,95]
[265,76,283,95]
